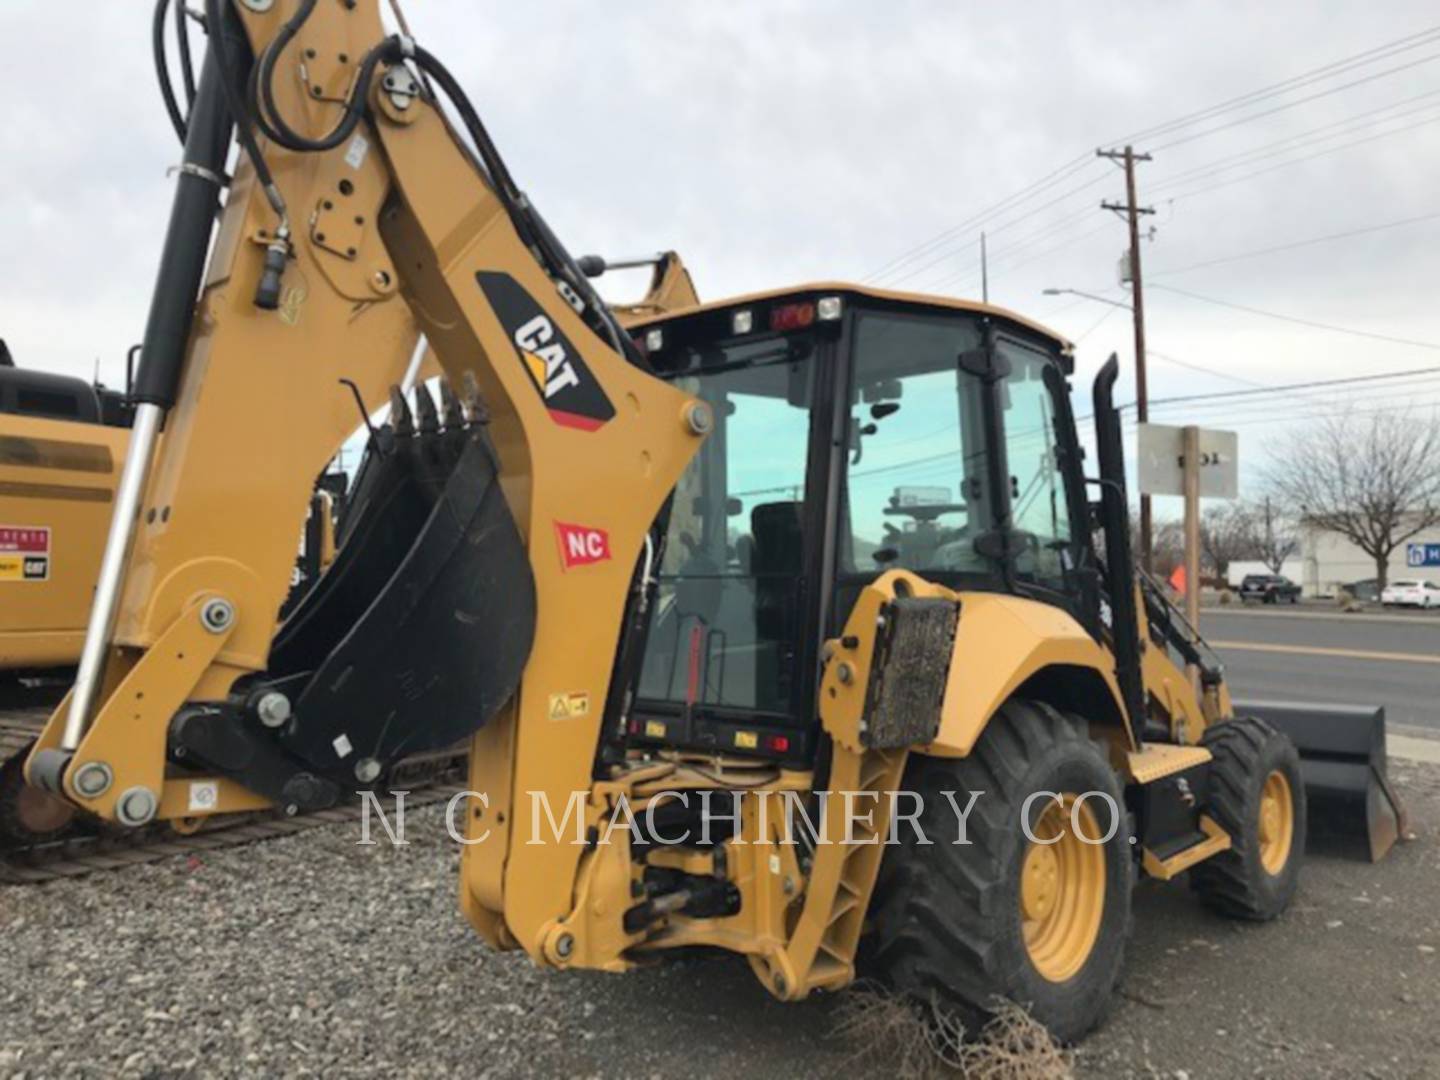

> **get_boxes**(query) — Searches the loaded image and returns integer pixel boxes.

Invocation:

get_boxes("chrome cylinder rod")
[61,31,235,750]
[61,402,164,749]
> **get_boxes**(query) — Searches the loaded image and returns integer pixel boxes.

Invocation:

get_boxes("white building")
[1299,520,1440,598]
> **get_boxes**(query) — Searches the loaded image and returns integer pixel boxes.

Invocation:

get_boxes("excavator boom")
[28,1,705,948]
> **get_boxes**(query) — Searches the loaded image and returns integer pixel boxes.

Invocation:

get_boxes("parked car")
[1380,579,1440,608]
[1342,578,1379,602]
[1238,573,1302,604]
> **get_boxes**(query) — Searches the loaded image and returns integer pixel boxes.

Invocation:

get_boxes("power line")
[923,220,1113,296]
[1108,23,1440,145]
[1163,111,1440,204]
[860,154,1099,283]
[1149,209,1440,276]
[1150,51,1440,152]
[1145,364,1440,408]
[1148,91,1440,194]
[1151,284,1440,351]
[1146,348,1270,389]
[860,23,1440,301]
[1074,304,1123,343]
[879,170,1112,288]
[1143,376,1440,420]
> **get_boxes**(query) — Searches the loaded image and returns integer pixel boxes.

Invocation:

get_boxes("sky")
[3,1,1439,513]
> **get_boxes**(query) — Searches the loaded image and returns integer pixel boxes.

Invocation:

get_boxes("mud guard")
[1237,699,1409,862]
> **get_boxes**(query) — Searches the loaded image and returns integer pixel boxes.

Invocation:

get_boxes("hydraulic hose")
[175,0,197,110]
[152,0,188,143]
[239,1,636,358]
[252,0,386,153]
[202,0,295,307]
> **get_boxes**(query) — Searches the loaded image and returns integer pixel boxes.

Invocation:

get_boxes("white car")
[1380,579,1440,608]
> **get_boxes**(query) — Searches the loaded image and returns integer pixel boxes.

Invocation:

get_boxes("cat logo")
[476,271,616,431]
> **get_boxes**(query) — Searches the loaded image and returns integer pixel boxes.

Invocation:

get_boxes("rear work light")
[731,309,754,335]
[817,296,843,321]
[644,328,664,352]
[770,302,816,332]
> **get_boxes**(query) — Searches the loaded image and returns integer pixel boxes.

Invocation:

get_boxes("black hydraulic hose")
[152,0,188,143]
[408,46,634,359]
[202,0,281,211]
[253,0,389,153]
[240,4,635,357]
[175,0,197,110]
[132,41,236,408]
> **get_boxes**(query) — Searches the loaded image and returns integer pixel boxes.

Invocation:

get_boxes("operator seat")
[749,501,804,708]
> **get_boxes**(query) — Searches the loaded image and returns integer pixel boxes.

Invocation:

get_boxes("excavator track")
[0,704,468,886]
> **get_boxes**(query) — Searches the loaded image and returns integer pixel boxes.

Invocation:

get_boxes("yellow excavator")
[20,0,1404,1042]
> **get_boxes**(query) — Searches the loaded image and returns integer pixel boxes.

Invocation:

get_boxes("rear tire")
[862,699,1132,1044]
[1190,718,1305,920]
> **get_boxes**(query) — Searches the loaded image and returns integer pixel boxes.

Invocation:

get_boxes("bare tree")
[1252,496,1300,574]
[1149,518,1186,580]
[1199,503,1257,583]
[1266,411,1440,590]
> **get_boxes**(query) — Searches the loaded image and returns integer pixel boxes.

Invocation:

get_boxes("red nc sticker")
[555,522,611,570]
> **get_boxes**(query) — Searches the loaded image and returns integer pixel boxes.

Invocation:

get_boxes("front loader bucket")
[1237,700,1409,861]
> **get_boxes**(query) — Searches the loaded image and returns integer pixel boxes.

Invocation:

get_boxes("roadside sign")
[1137,424,1238,499]
[1407,542,1440,568]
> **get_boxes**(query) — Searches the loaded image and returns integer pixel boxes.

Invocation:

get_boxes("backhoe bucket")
[1237,700,1409,861]
[195,382,538,797]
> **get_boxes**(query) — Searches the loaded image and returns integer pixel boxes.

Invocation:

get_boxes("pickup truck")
[1238,573,1302,604]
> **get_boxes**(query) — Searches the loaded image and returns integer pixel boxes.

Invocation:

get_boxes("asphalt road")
[1199,607,1440,736]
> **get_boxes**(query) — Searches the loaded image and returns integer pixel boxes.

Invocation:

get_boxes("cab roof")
[631,281,1073,353]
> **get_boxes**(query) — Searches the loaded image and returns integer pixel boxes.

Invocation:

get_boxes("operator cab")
[626,286,1095,765]
[0,339,136,429]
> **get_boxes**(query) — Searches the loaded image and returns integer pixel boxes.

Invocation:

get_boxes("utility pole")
[1099,145,1155,568]
[980,231,989,303]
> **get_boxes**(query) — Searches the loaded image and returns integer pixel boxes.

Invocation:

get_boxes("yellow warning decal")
[734,731,758,749]
[644,720,667,738]
[548,691,591,721]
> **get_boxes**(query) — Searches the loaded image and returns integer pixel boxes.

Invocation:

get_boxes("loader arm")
[28,0,705,949]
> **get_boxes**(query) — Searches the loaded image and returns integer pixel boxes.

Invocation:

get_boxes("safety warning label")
[0,526,50,582]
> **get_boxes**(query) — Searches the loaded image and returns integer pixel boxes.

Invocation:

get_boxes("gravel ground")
[2,764,1436,1079]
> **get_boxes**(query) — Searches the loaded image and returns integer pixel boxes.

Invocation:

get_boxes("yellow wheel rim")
[1021,795,1106,983]
[1258,769,1295,875]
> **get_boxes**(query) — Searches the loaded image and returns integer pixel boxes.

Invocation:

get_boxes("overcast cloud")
[3,1,1437,501]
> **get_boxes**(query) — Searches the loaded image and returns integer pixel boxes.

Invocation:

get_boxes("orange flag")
[1169,564,1187,595]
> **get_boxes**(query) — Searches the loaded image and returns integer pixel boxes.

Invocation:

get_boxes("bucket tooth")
[439,378,465,431]
[389,385,415,437]
[413,382,440,435]
[460,371,490,425]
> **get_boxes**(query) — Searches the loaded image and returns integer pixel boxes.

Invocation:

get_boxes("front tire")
[863,699,1132,1044]
[1190,718,1305,920]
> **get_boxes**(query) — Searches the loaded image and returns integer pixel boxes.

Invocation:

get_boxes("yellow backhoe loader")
[19,0,1404,1042]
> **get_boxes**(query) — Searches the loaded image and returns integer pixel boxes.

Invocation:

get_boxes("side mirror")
[870,402,900,421]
